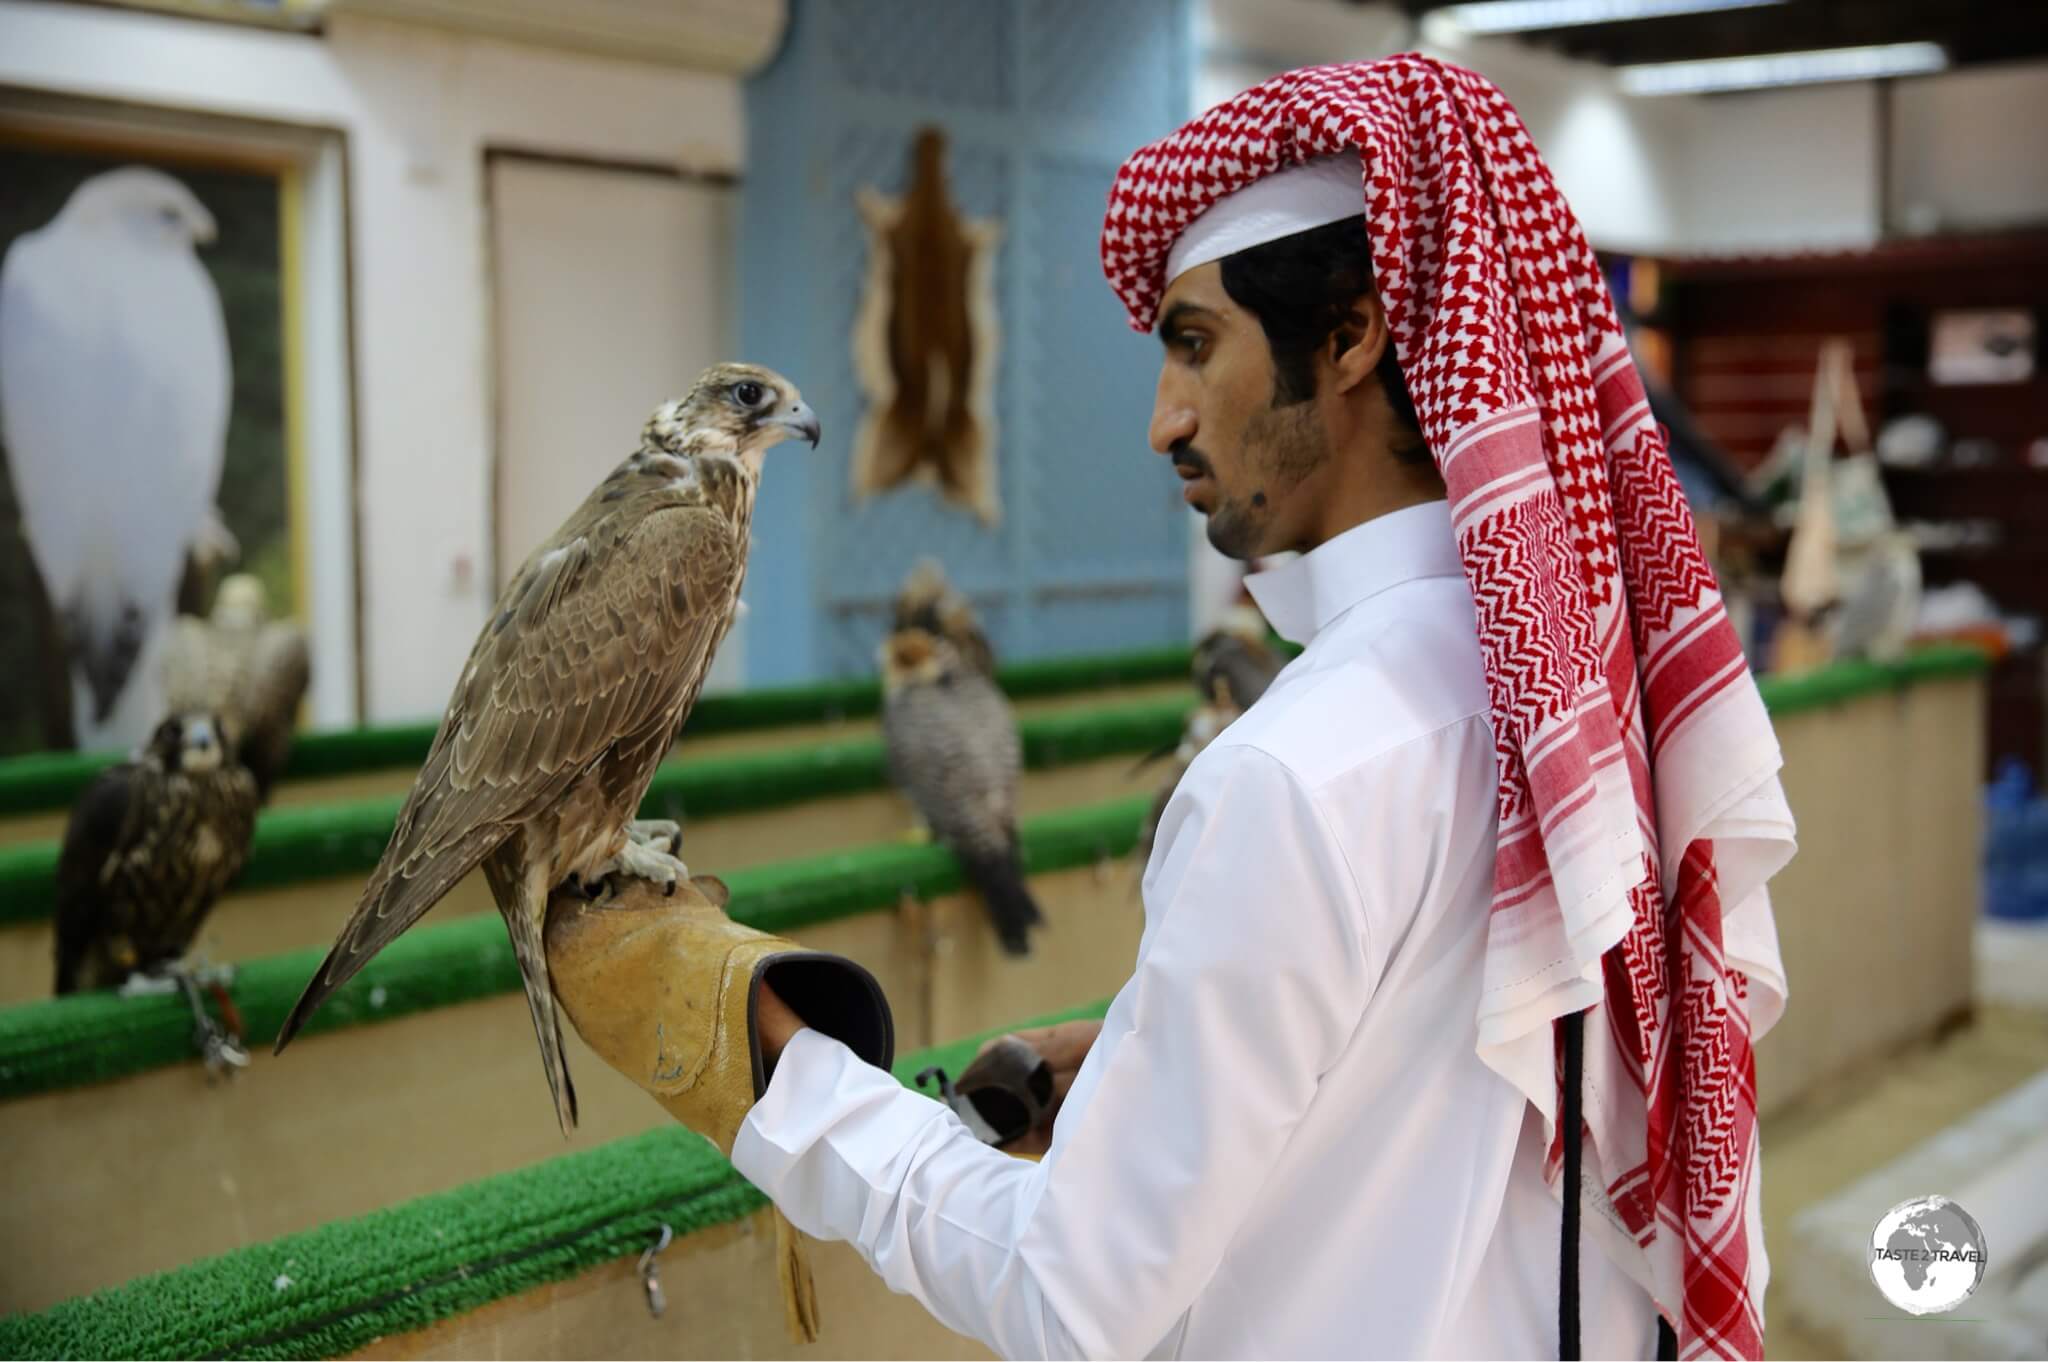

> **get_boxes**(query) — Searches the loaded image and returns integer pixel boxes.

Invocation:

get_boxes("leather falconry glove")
[545,872,894,1345]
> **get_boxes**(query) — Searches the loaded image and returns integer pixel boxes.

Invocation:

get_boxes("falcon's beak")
[769,400,822,449]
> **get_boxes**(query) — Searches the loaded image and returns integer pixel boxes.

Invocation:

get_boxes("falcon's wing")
[277,504,741,1045]
[243,621,311,731]
[53,763,147,992]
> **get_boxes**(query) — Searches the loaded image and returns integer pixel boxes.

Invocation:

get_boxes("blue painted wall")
[741,0,1193,685]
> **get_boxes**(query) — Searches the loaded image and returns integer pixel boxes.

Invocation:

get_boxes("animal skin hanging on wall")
[850,127,1003,526]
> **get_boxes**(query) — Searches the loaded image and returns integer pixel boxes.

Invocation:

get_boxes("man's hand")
[979,1019,1101,1156]
[757,981,805,1064]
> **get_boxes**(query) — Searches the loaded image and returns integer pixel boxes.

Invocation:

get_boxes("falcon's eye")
[732,380,766,408]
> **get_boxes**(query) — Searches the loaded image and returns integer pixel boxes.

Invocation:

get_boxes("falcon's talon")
[188,960,237,990]
[118,971,180,999]
[598,839,691,894]
[169,964,247,1081]
[626,819,684,857]
[199,1026,250,1080]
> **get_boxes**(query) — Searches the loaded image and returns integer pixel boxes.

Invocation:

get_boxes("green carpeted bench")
[0,997,1113,1361]
[0,795,1147,1101]
[0,645,1195,818]
[0,694,1190,926]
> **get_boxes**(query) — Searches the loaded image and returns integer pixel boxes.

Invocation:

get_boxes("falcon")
[1192,604,1286,710]
[891,556,995,676]
[275,364,820,1132]
[880,626,1041,955]
[55,712,260,1065]
[163,574,312,800]
[0,167,235,749]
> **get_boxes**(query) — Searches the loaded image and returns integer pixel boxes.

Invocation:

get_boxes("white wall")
[1669,83,1882,253]
[0,0,746,723]
[1891,62,2048,236]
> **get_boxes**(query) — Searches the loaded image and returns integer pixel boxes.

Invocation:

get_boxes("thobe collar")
[1243,499,1462,646]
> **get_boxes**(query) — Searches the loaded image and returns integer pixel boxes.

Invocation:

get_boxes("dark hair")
[1217,216,1430,464]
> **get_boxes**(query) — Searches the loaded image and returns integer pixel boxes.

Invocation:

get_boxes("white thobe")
[733,501,1660,1359]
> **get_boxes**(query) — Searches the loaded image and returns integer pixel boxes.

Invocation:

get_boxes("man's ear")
[1325,292,1390,397]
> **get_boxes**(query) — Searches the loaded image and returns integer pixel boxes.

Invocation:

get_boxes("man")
[740,56,1793,1360]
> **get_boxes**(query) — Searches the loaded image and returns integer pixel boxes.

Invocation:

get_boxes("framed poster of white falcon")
[0,132,310,758]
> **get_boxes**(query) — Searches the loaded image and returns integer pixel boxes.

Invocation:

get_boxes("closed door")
[487,154,743,690]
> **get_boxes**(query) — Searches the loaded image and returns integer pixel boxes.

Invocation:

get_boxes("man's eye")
[1180,334,1208,361]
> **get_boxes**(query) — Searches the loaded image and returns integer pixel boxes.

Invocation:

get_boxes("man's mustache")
[1170,443,1213,479]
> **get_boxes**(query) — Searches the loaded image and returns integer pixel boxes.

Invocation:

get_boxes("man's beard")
[1205,399,1329,561]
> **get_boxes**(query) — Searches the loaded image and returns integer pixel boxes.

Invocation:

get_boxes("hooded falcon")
[880,626,1041,955]
[891,556,995,677]
[163,574,311,801]
[54,712,259,995]
[275,364,820,1132]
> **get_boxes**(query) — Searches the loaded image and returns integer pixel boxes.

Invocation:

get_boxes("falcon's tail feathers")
[505,894,579,1135]
[960,842,1042,957]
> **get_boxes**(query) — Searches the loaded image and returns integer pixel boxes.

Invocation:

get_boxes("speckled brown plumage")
[276,363,820,1132]
[54,713,258,993]
[880,627,1040,955]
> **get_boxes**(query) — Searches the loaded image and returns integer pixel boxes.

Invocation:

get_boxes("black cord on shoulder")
[1560,1009,1584,1361]
[1657,1312,1678,1359]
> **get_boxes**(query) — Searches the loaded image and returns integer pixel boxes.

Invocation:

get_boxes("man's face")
[1148,263,1330,561]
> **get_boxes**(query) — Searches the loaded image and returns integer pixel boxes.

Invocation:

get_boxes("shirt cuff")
[731,1026,954,1200]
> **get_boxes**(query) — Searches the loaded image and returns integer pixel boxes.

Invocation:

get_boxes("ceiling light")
[1618,41,1949,95]
[1435,0,1786,36]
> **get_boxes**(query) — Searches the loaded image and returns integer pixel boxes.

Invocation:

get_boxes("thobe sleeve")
[731,743,1378,1360]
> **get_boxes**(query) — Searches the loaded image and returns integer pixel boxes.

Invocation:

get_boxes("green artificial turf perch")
[0,794,1148,1100]
[0,999,1112,1362]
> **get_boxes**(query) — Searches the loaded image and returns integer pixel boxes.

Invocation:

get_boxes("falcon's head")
[144,713,230,774]
[643,363,820,463]
[877,627,961,691]
[58,166,218,247]
[212,574,271,629]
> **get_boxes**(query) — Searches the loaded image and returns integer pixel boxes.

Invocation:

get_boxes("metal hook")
[639,1222,674,1318]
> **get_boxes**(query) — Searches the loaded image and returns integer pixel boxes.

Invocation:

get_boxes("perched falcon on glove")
[276,364,821,1132]
[891,556,995,677]
[163,574,311,801]
[880,626,1041,955]
[54,712,258,995]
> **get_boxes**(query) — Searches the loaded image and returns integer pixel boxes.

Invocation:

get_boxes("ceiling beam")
[1535,0,2043,67]
[1399,0,2046,69]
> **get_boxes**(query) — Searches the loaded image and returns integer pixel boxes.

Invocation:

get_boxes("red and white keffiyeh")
[1102,56,1795,1360]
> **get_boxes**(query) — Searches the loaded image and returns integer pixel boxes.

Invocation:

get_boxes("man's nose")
[1149,375,1196,455]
